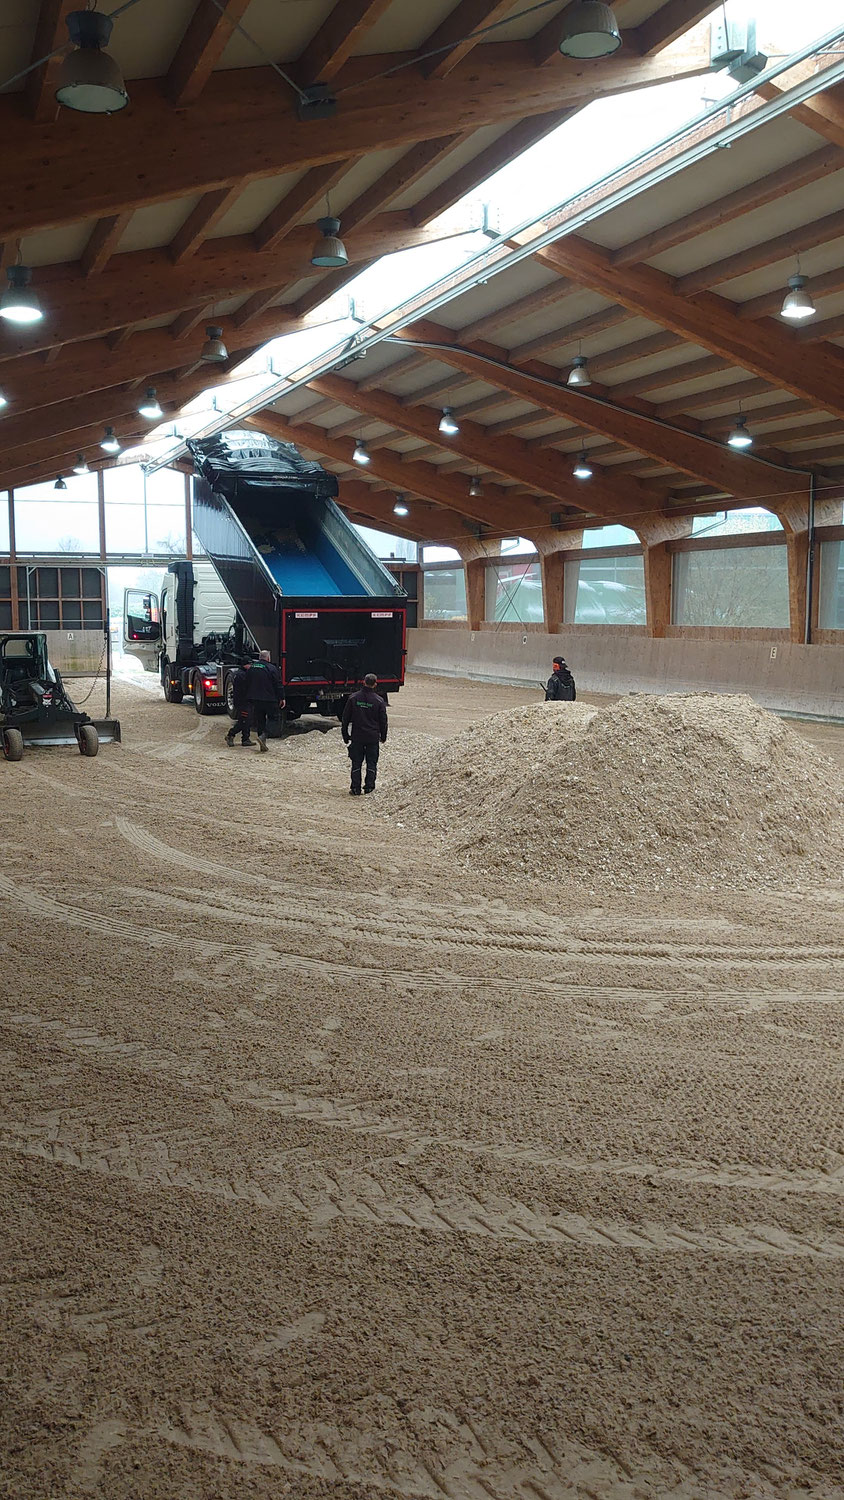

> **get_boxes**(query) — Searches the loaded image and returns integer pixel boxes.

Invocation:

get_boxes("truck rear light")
[203,678,216,689]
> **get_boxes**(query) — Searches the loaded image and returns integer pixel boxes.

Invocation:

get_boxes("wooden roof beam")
[165,0,253,107]
[631,0,717,54]
[422,0,519,80]
[80,213,132,277]
[613,143,843,268]
[169,186,244,264]
[511,304,629,361]
[25,0,75,122]
[756,76,844,151]
[293,0,394,86]
[0,39,717,243]
[529,231,844,417]
[307,371,664,522]
[388,317,808,503]
[0,215,461,361]
[676,205,844,296]
[252,409,559,533]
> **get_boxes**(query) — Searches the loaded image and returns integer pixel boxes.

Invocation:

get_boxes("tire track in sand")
[3,1127,842,1261]
[158,1403,829,1499]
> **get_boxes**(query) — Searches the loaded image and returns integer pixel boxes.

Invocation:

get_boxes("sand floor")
[1,671,842,1500]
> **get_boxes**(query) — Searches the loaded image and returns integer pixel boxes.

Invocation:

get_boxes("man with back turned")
[341,673,388,795]
[248,649,284,751]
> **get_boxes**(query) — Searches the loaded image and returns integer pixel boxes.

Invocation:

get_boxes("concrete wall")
[407,627,844,719]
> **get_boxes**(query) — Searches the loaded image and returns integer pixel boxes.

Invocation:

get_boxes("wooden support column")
[636,516,693,638]
[457,535,501,629]
[785,530,810,645]
[530,530,585,634]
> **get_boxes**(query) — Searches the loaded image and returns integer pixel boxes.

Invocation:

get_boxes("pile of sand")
[380,693,844,891]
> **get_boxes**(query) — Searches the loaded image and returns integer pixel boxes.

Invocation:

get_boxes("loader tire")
[78,724,99,757]
[1,727,23,762]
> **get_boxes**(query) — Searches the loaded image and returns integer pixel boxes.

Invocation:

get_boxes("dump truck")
[123,430,407,728]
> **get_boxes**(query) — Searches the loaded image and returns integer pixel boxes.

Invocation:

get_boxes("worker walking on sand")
[545,654,576,702]
[247,649,284,751]
[225,657,254,747]
[342,672,388,795]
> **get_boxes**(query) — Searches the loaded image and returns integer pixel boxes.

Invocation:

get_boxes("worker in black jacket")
[225,658,254,746]
[247,649,284,751]
[545,655,576,702]
[341,673,388,795]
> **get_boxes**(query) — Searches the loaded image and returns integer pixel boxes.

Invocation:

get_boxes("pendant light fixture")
[311,217,348,269]
[100,425,120,453]
[0,391,7,409]
[469,475,483,498]
[55,10,129,114]
[353,439,370,465]
[438,407,459,436]
[393,494,409,517]
[0,264,43,324]
[567,354,591,388]
[54,475,67,491]
[727,414,753,449]
[73,453,89,474]
[201,325,228,363]
[559,1,622,58]
[573,452,593,479]
[781,274,816,321]
[138,386,163,420]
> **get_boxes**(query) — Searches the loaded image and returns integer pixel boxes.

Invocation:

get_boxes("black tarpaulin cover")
[188,430,338,498]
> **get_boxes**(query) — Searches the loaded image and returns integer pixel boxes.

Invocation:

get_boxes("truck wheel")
[194,677,213,716]
[78,724,99,757]
[163,662,183,703]
[1,727,23,761]
[224,674,237,719]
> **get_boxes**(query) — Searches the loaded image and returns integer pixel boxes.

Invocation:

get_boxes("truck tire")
[225,673,237,719]
[78,723,99,757]
[1,727,23,761]
[163,662,183,703]
[194,676,214,716]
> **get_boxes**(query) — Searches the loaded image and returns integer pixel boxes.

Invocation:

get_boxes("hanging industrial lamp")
[100,425,120,453]
[353,439,370,465]
[0,265,43,324]
[73,453,89,474]
[0,390,7,409]
[311,217,348,269]
[573,451,593,479]
[55,10,129,114]
[780,274,816,321]
[393,494,409,517]
[559,1,622,58]
[727,414,753,449]
[468,475,483,498]
[138,386,164,420]
[201,326,228,363]
[54,475,67,491]
[438,407,459,436]
[567,354,591,388]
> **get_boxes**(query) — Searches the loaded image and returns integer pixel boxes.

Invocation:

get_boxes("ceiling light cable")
[203,0,308,104]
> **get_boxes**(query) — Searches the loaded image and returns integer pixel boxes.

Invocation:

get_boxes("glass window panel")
[0,494,9,553]
[82,567,103,596]
[583,523,639,547]
[422,567,467,622]
[13,474,100,554]
[500,537,538,556]
[819,540,844,630]
[354,525,418,562]
[485,560,543,623]
[0,566,10,594]
[423,545,461,564]
[104,464,187,555]
[691,508,783,537]
[672,545,789,627]
[0,603,11,629]
[564,553,646,624]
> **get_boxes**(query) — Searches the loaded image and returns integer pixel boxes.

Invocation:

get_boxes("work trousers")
[228,708,252,744]
[350,740,380,792]
[251,703,272,738]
